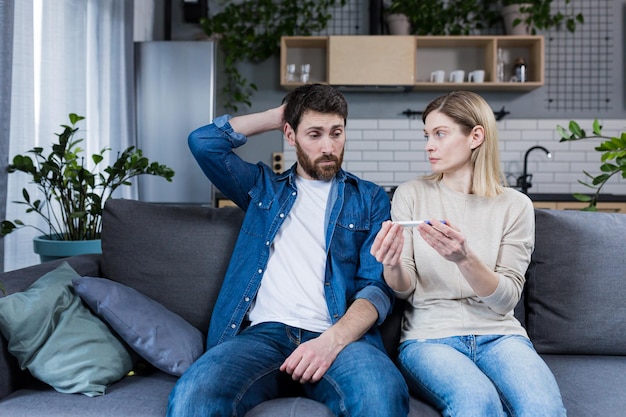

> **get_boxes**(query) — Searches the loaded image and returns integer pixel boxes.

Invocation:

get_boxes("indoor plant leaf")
[1,114,175,241]
[558,118,626,210]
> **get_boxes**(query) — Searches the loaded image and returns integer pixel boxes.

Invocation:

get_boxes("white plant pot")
[386,13,411,35]
[502,4,533,35]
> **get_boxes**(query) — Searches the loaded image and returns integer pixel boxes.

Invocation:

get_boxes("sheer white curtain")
[0,0,15,273]
[4,0,134,271]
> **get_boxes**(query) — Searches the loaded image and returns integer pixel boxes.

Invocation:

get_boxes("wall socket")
[271,152,284,174]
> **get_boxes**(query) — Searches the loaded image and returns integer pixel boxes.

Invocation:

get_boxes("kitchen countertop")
[219,188,626,204]
[526,193,626,202]
[383,187,626,202]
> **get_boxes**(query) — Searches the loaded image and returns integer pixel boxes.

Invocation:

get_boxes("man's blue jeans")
[167,322,409,417]
[398,334,566,417]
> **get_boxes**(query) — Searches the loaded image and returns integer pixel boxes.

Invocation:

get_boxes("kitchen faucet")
[516,146,552,194]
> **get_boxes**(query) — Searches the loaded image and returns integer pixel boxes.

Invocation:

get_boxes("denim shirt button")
[230,324,236,329]
[349,223,354,229]
[258,202,262,207]
[244,297,250,302]
[292,191,296,196]
[265,241,270,246]
[279,213,285,218]
[258,269,263,274]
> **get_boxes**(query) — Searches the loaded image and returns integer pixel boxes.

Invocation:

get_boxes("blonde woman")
[371,91,566,416]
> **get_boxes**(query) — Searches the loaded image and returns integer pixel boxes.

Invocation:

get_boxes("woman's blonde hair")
[422,91,506,197]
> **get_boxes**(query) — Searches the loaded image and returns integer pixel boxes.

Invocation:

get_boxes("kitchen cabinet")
[280,35,544,92]
[328,36,416,86]
[281,36,415,87]
[532,201,626,213]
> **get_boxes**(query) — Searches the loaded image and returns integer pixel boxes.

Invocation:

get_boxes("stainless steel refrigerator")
[134,41,216,205]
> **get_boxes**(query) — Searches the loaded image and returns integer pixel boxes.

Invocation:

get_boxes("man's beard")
[295,140,344,180]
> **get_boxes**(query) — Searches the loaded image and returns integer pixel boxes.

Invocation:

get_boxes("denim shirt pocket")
[239,187,275,239]
[332,212,371,264]
[248,186,274,211]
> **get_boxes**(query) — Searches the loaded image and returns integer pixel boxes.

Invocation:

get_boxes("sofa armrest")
[0,254,102,399]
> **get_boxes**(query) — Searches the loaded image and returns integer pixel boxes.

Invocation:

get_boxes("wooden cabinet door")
[328,36,415,86]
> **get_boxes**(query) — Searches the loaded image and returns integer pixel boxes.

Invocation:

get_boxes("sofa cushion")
[0,262,133,396]
[0,370,177,417]
[100,199,244,334]
[542,354,626,417]
[0,254,102,400]
[525,209,626,354]
[73,276,204,376]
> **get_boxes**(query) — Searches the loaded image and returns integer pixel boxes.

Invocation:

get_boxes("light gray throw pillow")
[73,276,204,376]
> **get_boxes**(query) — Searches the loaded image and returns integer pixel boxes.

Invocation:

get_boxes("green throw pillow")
[0,262,133,396]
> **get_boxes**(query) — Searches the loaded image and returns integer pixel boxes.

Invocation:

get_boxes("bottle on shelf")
[513,57,527,83]
[496,48,505,82]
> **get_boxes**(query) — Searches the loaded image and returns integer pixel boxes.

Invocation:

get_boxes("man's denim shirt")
[189,115,394,351]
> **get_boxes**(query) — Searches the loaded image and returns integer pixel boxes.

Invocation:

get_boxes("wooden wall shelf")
[280,35,544,92]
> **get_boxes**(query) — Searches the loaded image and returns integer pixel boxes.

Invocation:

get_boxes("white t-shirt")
[247,175,333,332]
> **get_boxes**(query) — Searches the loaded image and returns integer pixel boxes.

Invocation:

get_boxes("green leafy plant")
[201,0,346,112]
[1,113,175,240]
[500,0,584,34]
[385,0,488,35]
[557,120,626,211]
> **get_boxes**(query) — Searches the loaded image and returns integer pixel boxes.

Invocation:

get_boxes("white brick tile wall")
[283,118,626,196]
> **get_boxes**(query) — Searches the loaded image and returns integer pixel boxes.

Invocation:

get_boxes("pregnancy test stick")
[395,220,447,227]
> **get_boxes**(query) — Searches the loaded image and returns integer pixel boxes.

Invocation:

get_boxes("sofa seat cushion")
[526,209,626,354]
[101,199,244,333]
[246,398,334,417]
[0,371,177,417]
[542,354,626,417]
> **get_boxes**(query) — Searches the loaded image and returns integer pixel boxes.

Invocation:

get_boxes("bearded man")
[167,83,409,417]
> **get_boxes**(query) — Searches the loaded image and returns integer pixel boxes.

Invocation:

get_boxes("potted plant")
[200,0,346,112]
[0,113,175,262]
[384,0,414,35]
[557,120,626,211]
[384,0,488,36]
[499,0,584,35]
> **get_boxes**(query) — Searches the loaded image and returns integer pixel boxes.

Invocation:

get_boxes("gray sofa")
[0,199,625,417]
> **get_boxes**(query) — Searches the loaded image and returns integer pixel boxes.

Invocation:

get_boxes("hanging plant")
[201,0,346,112]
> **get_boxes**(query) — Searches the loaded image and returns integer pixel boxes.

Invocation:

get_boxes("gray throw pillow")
[100,199,244,333]
[73,276,204,376]
[525,209,626,354]
[0,262,133,396]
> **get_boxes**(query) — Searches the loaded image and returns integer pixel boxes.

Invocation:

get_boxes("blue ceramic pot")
[33,235,102,263]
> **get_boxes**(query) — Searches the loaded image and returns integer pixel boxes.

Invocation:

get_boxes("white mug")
[300,64,311,83]
[449,70,465,83]
[468,69,485,83]
[430,70,445,83]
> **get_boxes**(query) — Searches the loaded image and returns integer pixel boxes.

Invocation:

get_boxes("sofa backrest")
[100,200,626,357]
[101,199,244,335]
[524,208,626,355]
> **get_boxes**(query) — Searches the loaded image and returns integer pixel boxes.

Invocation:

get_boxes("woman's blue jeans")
[398,334,566,417]
[167,322,409,417]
